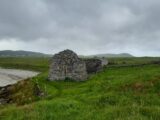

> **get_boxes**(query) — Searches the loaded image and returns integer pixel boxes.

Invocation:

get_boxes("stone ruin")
[48,49,108,81]
[49,50,88,81]
[84,59,103,73]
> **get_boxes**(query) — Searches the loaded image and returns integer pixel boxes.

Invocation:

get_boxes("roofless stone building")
[49,49,108,81]
[49,50,88,81]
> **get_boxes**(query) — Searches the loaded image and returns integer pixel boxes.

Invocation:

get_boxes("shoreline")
[0,68,39,87]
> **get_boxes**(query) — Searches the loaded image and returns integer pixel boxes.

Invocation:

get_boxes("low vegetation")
[0,57,49,72]
[0,57,160,120]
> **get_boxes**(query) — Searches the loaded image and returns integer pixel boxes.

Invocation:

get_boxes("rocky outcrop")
[49,50,88,81]
[0,86,12,104]
[0,80,45,105]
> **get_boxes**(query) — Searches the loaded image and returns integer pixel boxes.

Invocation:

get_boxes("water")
[0,68,39,87]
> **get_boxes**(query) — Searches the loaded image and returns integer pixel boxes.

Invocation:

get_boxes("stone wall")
[49,50,88,81]
[84,59,103,74]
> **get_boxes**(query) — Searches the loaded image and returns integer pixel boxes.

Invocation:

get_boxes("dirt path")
[0,68,39,87]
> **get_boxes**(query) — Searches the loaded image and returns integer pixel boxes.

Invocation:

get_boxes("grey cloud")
[0,0,159,56]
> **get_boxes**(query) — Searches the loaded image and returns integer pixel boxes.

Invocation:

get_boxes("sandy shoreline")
[0,68,39,87]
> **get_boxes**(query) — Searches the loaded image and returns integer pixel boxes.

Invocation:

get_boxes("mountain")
[0,50,51,57]
[0,50,134,58]
[87,53,134,58]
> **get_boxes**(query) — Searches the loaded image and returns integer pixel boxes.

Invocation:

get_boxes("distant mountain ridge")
[0,50,51,57]
[0,50,134,58]
[87,53,134,58]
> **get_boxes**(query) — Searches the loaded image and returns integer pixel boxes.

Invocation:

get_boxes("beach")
[0,68,39,87]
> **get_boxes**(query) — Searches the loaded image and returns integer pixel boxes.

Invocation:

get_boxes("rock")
[0,98,6,104]
[49,49,88,81]
[0,86,11,104]
[34,83,45,97]
[84,58,103,74]
[100,58,108,67]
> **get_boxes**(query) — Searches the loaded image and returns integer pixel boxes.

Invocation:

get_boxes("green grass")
[0,57,49,72]
[108,57,160,66]
[0,57,160,120]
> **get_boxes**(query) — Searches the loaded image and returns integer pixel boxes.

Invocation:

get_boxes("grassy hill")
[0,57,160,120]
[0,50,134,58]
[87,53,134,58]
[0,50,51,57]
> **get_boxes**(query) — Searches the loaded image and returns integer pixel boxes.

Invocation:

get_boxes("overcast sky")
[0,0,160,56]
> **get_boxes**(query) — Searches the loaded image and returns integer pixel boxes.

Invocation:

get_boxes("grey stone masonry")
[84,59,103,74]
[49,50,88,81]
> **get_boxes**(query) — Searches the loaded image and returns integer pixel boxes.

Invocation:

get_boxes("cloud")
[0,0,159,56]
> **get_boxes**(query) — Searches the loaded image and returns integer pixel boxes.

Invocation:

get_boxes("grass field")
[0,57,49,72]
[0,57,160,120]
